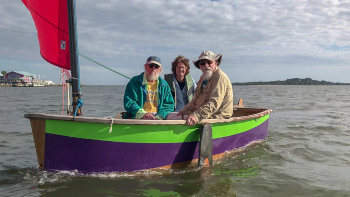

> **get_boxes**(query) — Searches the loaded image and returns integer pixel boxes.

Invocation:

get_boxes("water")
[1,85,349,196]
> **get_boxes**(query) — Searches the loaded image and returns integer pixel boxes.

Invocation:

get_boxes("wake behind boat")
[22,0,272,173]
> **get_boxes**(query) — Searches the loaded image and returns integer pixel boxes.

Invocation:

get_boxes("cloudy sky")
[1,0,350,85]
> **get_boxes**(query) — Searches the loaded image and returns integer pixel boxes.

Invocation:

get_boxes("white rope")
[67,82,70,114]
[105,116,114,133]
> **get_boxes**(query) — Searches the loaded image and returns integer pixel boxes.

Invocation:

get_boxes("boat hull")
[26,108,271,173]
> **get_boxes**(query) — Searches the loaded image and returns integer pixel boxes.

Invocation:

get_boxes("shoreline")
[0,84,63,87]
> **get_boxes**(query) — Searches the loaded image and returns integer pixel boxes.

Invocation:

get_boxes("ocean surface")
[0,85,349,197]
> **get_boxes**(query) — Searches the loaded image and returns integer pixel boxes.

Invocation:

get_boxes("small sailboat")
[22,0,272,173]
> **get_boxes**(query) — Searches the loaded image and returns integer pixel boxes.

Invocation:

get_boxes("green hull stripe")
[46,114,269,143]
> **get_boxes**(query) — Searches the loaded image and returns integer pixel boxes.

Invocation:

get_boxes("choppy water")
[0,85,349,196]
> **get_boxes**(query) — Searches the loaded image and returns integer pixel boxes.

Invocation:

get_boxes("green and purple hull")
[25,107,271,173]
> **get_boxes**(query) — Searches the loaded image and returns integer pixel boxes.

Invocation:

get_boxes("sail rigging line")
[69,76,84,85]
[67,82,71,115]
[60,69,65,115]
[74,98,83,117]
[60,68,72,115]
[79,53,131,80]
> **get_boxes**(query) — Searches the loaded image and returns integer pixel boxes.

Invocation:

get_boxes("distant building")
[2,71,56,86]
[45,80,54,85]
[4,71,35,85]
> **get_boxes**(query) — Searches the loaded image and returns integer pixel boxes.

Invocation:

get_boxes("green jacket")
[123,72,175,119]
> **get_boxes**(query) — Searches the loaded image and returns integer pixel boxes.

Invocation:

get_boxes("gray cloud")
[1,0,350,84]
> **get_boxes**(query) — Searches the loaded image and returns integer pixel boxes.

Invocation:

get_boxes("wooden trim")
[24,107,272,125]
[30,119,46,169]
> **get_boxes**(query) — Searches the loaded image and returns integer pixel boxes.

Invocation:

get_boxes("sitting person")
[170,51,233,126]
[123,56,174,120]
[164,55,197,112]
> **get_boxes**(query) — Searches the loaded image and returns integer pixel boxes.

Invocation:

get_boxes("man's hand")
[177,110,186,120]
[176,110,183,116]
[185,115,198,126]
[142,113,156,120]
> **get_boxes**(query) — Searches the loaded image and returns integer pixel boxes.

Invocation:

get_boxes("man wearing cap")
[176,51,233,126]
[123,56,175,120]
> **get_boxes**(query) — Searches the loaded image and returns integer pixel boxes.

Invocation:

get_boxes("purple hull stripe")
[44,120,269,172]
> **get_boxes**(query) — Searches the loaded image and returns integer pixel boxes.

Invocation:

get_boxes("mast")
[67,0,82,116]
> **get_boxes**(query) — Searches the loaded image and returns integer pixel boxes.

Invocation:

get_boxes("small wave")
[289,146,337,164]
[5,166,201,186]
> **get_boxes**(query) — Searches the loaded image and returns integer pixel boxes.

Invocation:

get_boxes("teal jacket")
[123,72,175,119]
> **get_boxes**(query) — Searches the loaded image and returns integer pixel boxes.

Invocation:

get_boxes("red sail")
[22,0,71,70]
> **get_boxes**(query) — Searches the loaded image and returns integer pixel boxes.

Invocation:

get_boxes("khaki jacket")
[181,68,233,122]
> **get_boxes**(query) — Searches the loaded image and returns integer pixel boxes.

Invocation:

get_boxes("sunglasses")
[148,63,161,69]
[199,59,213,66]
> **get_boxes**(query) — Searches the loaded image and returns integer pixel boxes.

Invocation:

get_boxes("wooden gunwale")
[24,108,272,125]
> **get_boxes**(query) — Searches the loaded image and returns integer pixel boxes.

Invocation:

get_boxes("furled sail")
[22,0,71,70]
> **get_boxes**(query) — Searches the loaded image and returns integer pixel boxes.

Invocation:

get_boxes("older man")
[176,51,233,126]
[123,56,174,120]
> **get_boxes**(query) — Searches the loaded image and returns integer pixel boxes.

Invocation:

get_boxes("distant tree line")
[232,78,350,85]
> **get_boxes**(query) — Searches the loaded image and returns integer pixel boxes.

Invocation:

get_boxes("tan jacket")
[181,68,233,122]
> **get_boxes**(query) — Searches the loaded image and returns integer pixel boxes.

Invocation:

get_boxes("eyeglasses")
[199,59,213,66]
[148,64,161,69]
